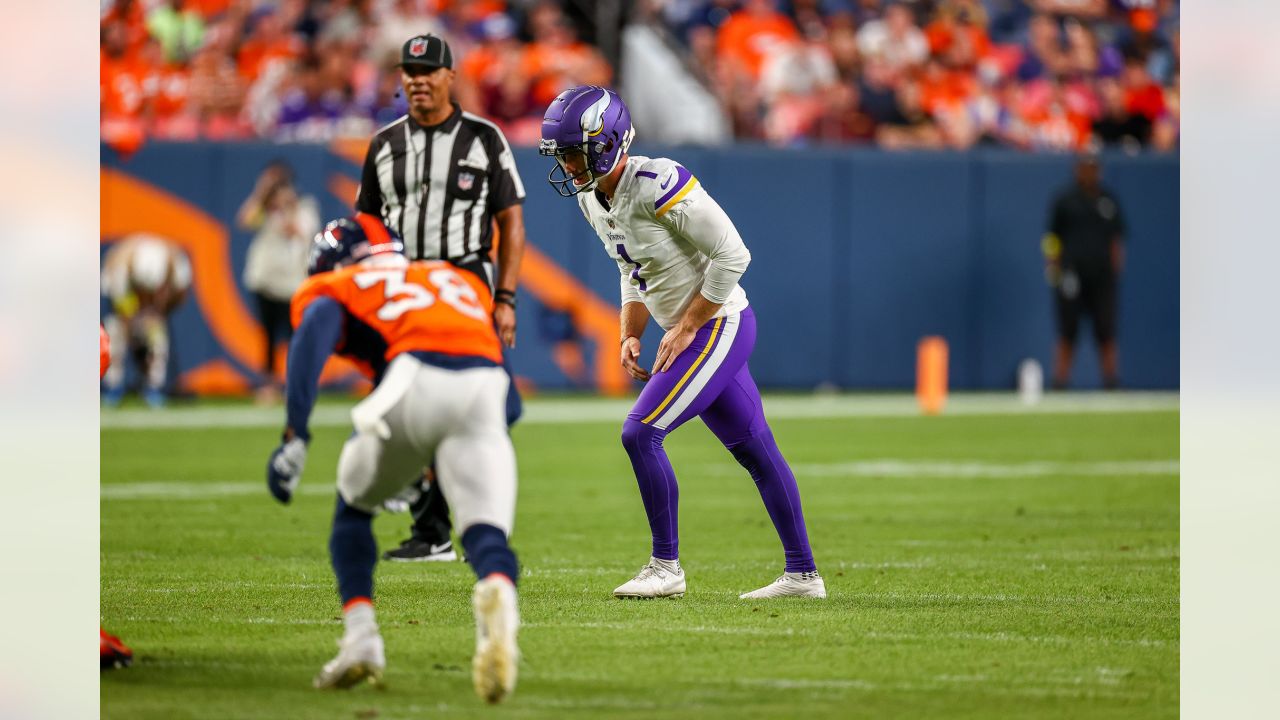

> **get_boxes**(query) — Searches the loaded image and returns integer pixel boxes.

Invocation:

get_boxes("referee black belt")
[450,251,488,267]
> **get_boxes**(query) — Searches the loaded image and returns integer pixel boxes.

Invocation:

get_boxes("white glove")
[267,437,308,504]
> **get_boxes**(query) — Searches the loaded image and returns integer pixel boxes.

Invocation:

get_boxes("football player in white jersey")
[539,86,825,600]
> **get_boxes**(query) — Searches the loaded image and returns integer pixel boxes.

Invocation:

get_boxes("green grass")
[102,400,1178,719]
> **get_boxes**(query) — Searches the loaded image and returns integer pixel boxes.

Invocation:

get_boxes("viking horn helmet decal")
[581,90,611,138]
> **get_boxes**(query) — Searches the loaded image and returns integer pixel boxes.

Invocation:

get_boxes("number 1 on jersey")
[616,243,647,292]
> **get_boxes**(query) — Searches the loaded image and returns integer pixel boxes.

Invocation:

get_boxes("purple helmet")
[539,85,635,197]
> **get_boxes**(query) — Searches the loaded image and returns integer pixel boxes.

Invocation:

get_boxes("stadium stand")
[101,0,1178,150]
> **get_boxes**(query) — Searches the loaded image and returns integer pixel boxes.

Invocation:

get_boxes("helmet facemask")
[541,140,620,197]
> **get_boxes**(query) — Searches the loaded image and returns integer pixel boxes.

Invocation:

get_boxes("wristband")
[494,289,517,309]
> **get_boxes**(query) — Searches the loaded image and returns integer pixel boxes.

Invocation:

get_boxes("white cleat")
[739,572,828,600]
[313,627,386,690]
[613,557,686,599]
[472,576,520,704]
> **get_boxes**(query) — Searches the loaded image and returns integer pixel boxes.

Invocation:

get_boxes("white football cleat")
[472,575,520,704]
[313,627,386,690]
[739,572,828,600]
[613,557,686,599]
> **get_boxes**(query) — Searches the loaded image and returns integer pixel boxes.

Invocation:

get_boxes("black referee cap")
[397,34,453,70]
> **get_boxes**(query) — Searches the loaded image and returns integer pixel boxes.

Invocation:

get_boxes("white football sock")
[654,557,682,574]
[344,601,378,636]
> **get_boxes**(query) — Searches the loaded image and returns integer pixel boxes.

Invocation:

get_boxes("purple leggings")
[620,308,816,573]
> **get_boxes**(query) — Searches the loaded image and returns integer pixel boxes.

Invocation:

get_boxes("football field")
[101,393,1179,719]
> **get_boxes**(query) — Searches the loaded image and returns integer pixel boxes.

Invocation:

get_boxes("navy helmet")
[307,213,405,276]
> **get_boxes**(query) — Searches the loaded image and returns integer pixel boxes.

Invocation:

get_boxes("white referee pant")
[336,353,516,536]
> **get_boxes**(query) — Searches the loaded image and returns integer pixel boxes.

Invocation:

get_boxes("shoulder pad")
[635,158,700,218]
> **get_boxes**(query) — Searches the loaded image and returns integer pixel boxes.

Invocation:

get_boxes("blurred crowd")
[101,0,608,147]
[659,0,1179,150]
[101,0,1178,152]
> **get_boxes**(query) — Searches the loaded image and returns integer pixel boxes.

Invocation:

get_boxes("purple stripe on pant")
[619,308,817,573]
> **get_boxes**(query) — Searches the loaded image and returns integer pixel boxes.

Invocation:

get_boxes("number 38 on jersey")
[291,259,503,365]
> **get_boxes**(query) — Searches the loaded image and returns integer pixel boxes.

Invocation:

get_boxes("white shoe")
[613,557,686,599]
[313,627,385,689]
[472,576,520,704]
[739,572,828,599]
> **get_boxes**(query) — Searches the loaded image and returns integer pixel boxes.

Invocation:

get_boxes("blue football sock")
[461,523,518,586]
[329,494,377,605]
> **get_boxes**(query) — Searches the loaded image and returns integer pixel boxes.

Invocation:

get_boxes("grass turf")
[101,400,1178,719]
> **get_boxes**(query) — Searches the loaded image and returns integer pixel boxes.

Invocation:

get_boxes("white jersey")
[576,155,750,330]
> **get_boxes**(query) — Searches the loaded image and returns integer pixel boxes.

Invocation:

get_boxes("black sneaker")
[382,538,458,562]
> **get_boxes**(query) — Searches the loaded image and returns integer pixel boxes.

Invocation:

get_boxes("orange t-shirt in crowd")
[291,259,503,371]
[184,0,234,18]
[426,0,507,23]
[1125,83,1167,121]
[523,42,612,107]
[102,2,149,57]
[237,36,303,82]
[919,68,978,115]
[101,53,148,118]
[460,44,502,87]
[924,21,991,59]
[716,10,799,78]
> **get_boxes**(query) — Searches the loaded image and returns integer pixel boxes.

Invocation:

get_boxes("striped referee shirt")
[355,103,525,264]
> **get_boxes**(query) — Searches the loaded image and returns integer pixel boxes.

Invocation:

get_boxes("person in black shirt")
[1092,78,1151,150]
[356,34,528,562]
[1043,154,1125,389]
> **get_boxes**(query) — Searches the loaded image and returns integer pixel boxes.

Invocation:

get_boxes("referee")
[356,34,527,562]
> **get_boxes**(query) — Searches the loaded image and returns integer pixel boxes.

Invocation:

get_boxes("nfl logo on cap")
[409,37,428,57]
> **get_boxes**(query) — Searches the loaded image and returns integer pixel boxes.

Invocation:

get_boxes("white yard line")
[101,391,1178,430]
[708,459,1180,479]
[102,456,1177,501]
[101,482,337,500]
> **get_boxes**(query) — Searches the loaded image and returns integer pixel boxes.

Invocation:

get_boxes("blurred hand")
[494,303,517,348]
[621,336,650,381]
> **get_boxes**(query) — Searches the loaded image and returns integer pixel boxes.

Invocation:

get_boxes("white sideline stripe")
[705,459,1180,479]
[530,670,1153,701]
[100,391,1179,429]
[524,622,1172,648]
[134,657,1150,702]
[101,482,337,500]
[102,458,1177,500]
[120,615,1172,650]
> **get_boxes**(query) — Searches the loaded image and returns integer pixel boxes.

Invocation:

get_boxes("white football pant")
[336,354,516,536]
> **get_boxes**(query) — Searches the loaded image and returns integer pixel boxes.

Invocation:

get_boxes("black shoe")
[382,538,458,562]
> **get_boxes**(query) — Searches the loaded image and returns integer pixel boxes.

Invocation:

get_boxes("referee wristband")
[494,289,517,309]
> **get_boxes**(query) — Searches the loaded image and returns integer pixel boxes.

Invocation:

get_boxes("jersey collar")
[408,102,462,134]
[610,156,642,202]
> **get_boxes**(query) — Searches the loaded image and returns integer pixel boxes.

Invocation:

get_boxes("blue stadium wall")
[101,142,1179,392]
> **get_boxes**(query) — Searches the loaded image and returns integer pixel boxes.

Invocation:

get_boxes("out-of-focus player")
[100,324,134,670]
[264,213,520,702]
[539,86,825,600]
[100,234,192,407]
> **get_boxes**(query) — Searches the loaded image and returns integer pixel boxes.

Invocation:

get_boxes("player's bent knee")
[336,432,386,512]
[726,428,777,473]
[620,418,664,453]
